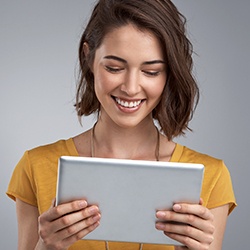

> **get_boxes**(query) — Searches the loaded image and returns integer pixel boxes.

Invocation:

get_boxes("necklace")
[90,122,160,161]
[90,122,160,250]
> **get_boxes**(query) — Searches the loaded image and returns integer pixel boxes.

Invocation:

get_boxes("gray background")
[1,0,249,249]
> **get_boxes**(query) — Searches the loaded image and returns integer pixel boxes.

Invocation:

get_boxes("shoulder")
[177,144,223,166]
[25,138,77,166]
[177,144,234,194]
[175,144,228,178]
[178,145,237,212]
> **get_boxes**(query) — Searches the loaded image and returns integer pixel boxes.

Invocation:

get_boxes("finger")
[199,198,203,206]
[165,231,213,250]
[51,198,56,207]
[156,209,214,234]
[60,220,100,248]
[156,220,212,244]
[56,212,101,240]
[172,203,215,234]
[46,200,88,221]
[54,205,100,232]
[174,246,188,250]
[39,206,101,247]
[43,220,100,250]
[172,203,213,221]
[164,232,202,250]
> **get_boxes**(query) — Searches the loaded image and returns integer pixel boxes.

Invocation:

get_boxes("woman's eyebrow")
[143,60,166,65]
[103,55,165,65]
[104,55,127,63]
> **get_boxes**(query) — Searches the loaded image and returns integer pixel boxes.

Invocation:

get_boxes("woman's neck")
[92,120,159,160]
[73,118,176,162]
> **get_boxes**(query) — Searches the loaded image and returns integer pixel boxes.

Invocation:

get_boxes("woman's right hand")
[36,199,101,250]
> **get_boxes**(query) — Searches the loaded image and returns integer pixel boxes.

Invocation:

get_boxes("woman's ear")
[83,42,90,57]
[83,42,93,71]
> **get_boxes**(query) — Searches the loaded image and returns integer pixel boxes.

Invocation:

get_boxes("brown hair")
[76,0,199,140]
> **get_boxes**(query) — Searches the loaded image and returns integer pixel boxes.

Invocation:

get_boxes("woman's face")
[92,24,167,128]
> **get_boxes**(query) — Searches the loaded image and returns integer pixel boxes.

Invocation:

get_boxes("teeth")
[115,97,141,108]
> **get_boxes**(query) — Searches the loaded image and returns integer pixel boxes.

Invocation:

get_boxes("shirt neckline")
[66,137,184,162]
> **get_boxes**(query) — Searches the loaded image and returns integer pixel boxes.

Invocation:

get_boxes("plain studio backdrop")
[1,0,249,249]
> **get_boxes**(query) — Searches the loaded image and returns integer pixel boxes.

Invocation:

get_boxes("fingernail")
[173,204,181,210]
[92,214,101,222]
[88,206,99,214]
[156,211,165,218]
[79,200,87,208]
[155,222,165,230]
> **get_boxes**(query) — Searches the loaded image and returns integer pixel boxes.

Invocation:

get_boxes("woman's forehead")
[96,24,164,61]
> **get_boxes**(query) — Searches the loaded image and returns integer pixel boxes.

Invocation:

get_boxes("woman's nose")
[120,70,141,96]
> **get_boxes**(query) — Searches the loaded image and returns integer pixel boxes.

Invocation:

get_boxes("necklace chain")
[90,122,160,161]
[90,122,160,250]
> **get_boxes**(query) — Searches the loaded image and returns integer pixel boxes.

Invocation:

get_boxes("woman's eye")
[143,70,160,76]
[105,66,123,73]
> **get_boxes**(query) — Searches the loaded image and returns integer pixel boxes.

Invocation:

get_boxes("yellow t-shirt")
[6,139,236,250]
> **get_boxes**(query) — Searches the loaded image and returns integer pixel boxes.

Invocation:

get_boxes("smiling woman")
[6,1,236,250]
[76,0,199,140]
[89,24,167,127]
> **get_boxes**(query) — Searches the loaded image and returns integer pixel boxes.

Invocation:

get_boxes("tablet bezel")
[56,156,204,245]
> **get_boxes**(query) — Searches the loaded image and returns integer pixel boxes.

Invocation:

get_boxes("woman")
[7,0,236,249]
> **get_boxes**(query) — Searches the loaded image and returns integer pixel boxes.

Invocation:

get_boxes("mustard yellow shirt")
[6,139,236,250]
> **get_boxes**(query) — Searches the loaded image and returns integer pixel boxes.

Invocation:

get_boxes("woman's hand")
[155,199,215,250]
[36,199,101,250]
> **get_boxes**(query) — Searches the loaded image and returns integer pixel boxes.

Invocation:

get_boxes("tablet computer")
[56,156,204,245]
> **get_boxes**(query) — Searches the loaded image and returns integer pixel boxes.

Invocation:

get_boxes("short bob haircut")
[76,0,199,140]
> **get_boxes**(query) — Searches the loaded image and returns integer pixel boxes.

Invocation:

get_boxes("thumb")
[199,197,204,205]
[51,198,56,208]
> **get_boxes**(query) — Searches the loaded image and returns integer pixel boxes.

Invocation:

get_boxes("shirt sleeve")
[206,161,236,214]
[6,151,37,207]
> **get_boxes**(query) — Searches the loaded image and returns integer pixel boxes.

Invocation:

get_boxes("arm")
[156,201,229,250]
[207,204,229,249]
[16,198,101,250]
[16,198,39,250]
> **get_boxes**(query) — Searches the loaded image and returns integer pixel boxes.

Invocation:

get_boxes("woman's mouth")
[114,97,143,108]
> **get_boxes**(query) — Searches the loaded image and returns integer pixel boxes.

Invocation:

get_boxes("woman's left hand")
[155,199,215,250]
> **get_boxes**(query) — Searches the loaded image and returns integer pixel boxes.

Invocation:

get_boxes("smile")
[114,97,142,108]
